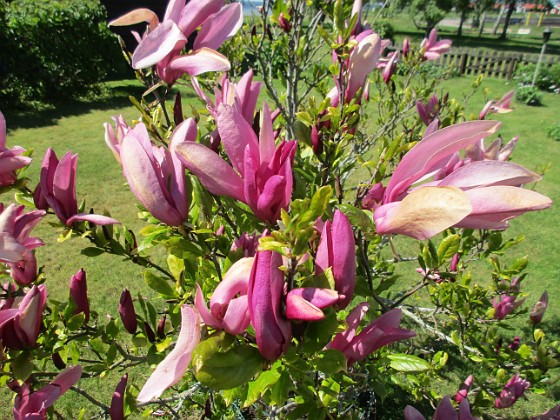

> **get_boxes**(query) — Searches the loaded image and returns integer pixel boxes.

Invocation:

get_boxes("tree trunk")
[499,0,517,40]
[457,9,467,37]
[478,12,486,37]
[491,5,505,35]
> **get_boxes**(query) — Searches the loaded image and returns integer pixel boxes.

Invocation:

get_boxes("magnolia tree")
[0,0,558,418]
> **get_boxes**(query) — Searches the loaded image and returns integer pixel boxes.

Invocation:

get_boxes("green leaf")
[11,351,33,381]
[338,204,375,239]
[144,271,175,297]
[244,369,281,407]
[388,354,431,372]
[314,349,347,374]
[192,339,263,390]
[303,310,338,353]
[81,247,104,257]
[299,186,332,226]
[269,371,291,406]
[67,313,86,331]
[437,234,460,262]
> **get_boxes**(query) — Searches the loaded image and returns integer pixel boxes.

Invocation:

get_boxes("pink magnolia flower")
[416,94,440,126]
[110,0,243,84]
[12,366,82,420]
[465,135,519,163]
[176,103,296,224]
[0,284,47,349]
[404,396,478,420]
[530,291,548,325]
[493,294,525,320]
[137,305,200,403]
[509,336,521,350]
[326,304,416,365]
[0,111,31,187]
[382,51,399,84]
[0,204,45,285]
[118,119,195,226]
[69,268,89,323]
[278,12,291,33]
[533,404,560,419]
[119,289,137,334]
[315,210,356,308]
[103,115,131,164]
[34,148,119,227]
[455,374,474,403]
[195,257,254,335]
[495,374,530,408]
[231,231,264,257]
[110,374,128,420]
[402,38,410,57]
[479,90,514,120]
[420,28,452,61]
[373,121,552,240]
[361,182,386,211]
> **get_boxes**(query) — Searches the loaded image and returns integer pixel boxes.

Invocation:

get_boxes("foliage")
[514,63,560,93]
[515,85,543,105]
[0,0,127,106]
[0,0,557,418]
[546,123,560,141]
[407,0,453,32]
[373,18,395,42]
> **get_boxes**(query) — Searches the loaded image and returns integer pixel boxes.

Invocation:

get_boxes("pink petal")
[386,120,501,202]
[109,8,159,31]
[53,152,78,220]
[438,161,541,189]
[167,47,230,77]
[256,175,286,223]
[0,111,5,148]
[132,20,187,69]
[164,0,186,23]
[404,406,426,420]
[433,396,457,420]
[347,33,381,100]
[375,187,472,240]
[66,213,120,226]
[217,104,259,176]
[137,305,200,403]
[174,141,245,202]
[331,210,356,308]
[193,3,243,51]
[220,295,251,334]
[0,233,27,262]
[259,103,276,167]
[285,293,325,321]
[194,283,222,329]
[177,0,224,37]
[326,302,370,352]
[210,257,254,309]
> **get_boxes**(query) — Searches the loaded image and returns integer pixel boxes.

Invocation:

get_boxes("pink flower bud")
[119,289,137,334]
[278,12,292,33]
[110,374,128,420]
[311,125,323,156]
[402,38,410,57]
[509,336,521,350]
[530,291,548,325]
[69,268,89,323]
[361,183,386,211]
[157,315,167,339]
[454,374,473,403]
[493,294,525,320]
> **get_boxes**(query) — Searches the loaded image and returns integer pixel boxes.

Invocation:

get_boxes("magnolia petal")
[438,161,541,189]
[259,103,276,167]
[163,0,186,24]
[174,141,245,202]
[433,396,457,420]
[0,111,5,148]
[288,288,340,309]
[211,257,254,309]
[53,152,78,221]
[256,175,286,223]
[0,233,27,262]
[347,33,381,100]
[326,302,370,352]
[137,305,200,403]
[403,406,426,420]
[66,213,120,226]
[194,284,222,330]
[375,187,472,240]
[177,0,224,37]
[331,210,356,308]
[109,374,128,420]
[386,120,501,202]
[132,20,187,69]
[217,104,259,176]
[109,9,159,31]
[167,48,230,77]
[221,295,251,334]
[285,293,325,321]
[193,3,243,51]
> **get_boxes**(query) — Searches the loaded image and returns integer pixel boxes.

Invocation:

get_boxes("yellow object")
[538,12,544,27]
[526,12,531,27]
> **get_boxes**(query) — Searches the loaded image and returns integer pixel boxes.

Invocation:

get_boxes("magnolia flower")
[326,304,416,365]
[530,291,548,325]
[402,38,410,57]
[137,305,200,403]
[176,103,296,224]
[455,375,474,403]
[382,51,399,84]
[416,94,440,126]
[12,366,82,420]
[495,374,530,408]
[533,404,560,419]
[479,90,514,120]
[0,285,47,349]
[103,115,131,164]
[493,294,525,320]
[361,183,386,211]
[315,210,356,308]
[373,121,552,240]
[34,148,119,226]
[69,269,89,323]
[119,289,137,334]
[404,396,478,420]
[195,257,254,335]
[0,111,31,187]
[117,119,195,226]
[230,231,263,257]
[110,0,242,84]
[0,204,45,285]
[420,28,452,61]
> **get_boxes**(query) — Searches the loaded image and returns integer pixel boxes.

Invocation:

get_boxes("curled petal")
[137,305,200,403]
[193,3,243,50]
[132,20,187,69]
[109,8,159,31]
[167,48,230,77]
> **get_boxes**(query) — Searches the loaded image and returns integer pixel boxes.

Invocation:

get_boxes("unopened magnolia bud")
[119,289,137,334]
[157,315,167,340]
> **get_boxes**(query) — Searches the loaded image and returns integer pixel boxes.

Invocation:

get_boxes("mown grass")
[2,72,559,417]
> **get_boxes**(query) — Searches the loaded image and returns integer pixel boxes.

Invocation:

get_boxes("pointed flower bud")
[316,210,356,308]
[493,294,525,320]
[530,291,548,325]
[402,38,410,57]
[119,289,137,334]
[69,268,89,323]
[455,375,474,403]
[278,12,292,33]
[110,374,128,420]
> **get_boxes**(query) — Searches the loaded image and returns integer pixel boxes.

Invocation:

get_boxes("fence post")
[459,52,468,76]
[506,55,518,80]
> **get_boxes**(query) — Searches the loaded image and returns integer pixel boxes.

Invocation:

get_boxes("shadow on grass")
[3,80,197,131]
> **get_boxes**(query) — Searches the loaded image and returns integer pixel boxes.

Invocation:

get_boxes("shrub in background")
[514,63,560,93]
[0,0,128,106]
[547,123,560,141]
[515,85,543,105]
